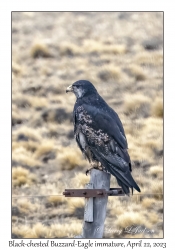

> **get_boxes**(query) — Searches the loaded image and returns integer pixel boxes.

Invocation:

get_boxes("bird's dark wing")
[81,103,128,149]
[74,104,140,194]
[90,146,140,194]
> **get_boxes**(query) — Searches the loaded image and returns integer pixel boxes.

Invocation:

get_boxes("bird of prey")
[66,80,140,195]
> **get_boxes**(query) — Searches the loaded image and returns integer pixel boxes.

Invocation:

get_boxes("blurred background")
[12,12,163,238]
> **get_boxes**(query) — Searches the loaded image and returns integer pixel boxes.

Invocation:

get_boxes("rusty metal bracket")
[63,188,125,198]
[108,188,125,196]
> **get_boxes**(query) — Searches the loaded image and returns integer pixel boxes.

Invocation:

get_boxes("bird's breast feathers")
[74,103,128,150]
[75,106,110,144]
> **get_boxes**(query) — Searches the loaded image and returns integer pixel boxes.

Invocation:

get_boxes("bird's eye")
[76,85,80,88]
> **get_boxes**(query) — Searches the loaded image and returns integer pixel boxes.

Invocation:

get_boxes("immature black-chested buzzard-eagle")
[66,80,140,195]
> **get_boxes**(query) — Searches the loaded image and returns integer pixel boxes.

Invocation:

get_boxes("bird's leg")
[86,161,98,175]
[97,162,103,171]
[86,161,103,175]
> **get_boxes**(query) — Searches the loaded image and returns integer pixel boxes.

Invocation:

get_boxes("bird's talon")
[86,169,90,175]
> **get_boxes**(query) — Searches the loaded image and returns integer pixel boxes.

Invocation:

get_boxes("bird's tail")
[91,148,141,195]
[117,178,130,195]
[108,162,141,195]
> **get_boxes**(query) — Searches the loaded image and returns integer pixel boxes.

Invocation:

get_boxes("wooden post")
[75,169,111,238]
[84,182,93,222]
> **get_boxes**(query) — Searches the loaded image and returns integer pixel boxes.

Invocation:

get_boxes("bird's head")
[66,80,97,99]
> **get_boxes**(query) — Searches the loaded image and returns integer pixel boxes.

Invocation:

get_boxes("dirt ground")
[12,12,163,238]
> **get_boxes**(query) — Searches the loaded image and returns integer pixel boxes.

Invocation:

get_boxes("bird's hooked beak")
[66,84,73,93]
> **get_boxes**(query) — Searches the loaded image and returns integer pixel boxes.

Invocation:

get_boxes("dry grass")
[12,223,51,238]
[151,181,163,200]
[50,221,82,238]
[126,64,146,81]
[151,97,163,118]
[30,42,52,58]
[66,197,85,214]
[71,172,90,188]
[116,211,152,229]
[33,141,56,159]
[29,96,49,109]
[98,65,122,81]
[148,213,159,224]
[12,146,42,168]
[141,197,155,209]
[12,167,37,186]
[109,204,126,217]
[16,198,39,214]
[136,51,163,66]
[127,134,155,162]
[149,165,163,179]
[47,195,67,206]
[46,123,72,139]
[12,61,22,75]
[12,108,30,126]
[83,40,127,55]
[143,117,163,137]
[59,42,82,56]
[13,126,42,142]
[123,93,150,116]
[57,146,88,170]
[59,40,127,56]
[38,181,63,196]
[14,95,49,110]
[12,141,39,153]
